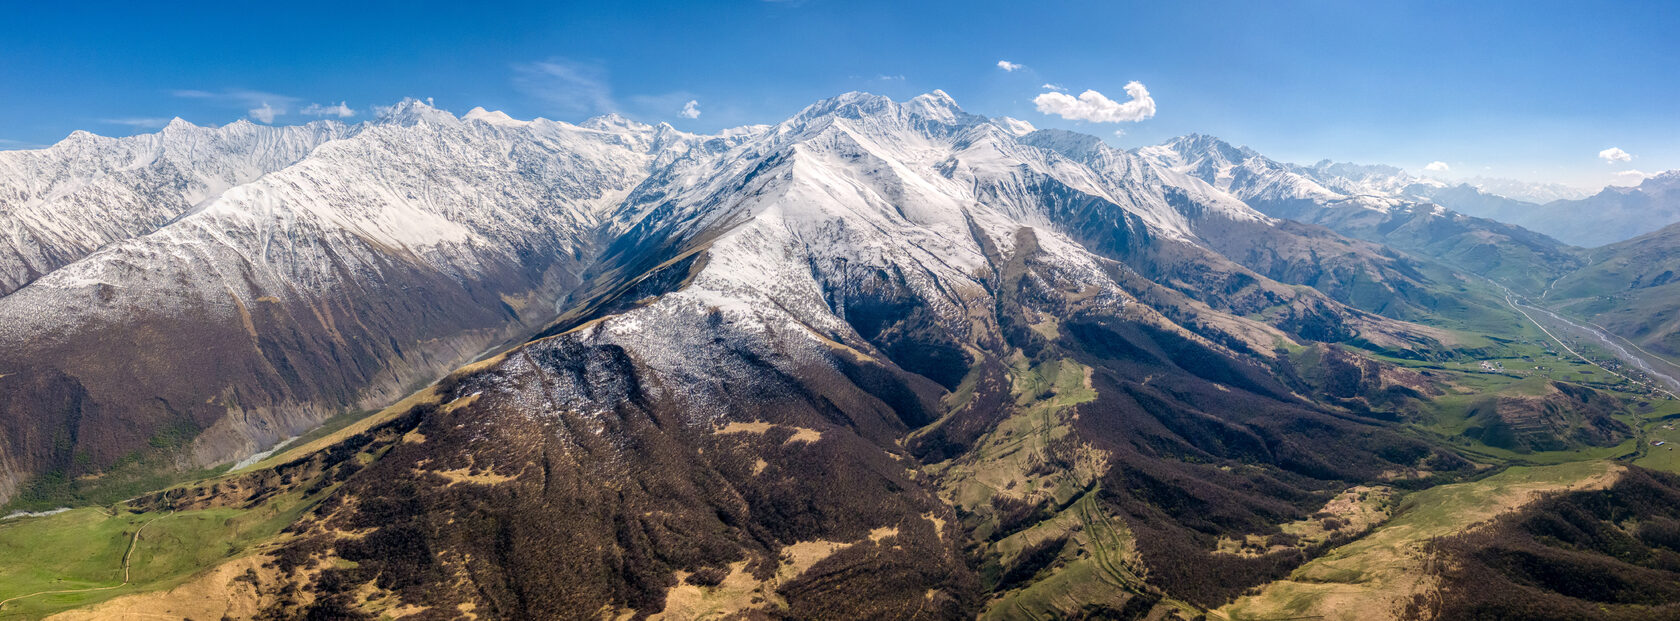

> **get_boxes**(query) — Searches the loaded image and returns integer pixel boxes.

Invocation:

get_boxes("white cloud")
[512,59,615,115]
[248,102,278,123]
[300,101,357,118]
[1113,129,1126,138]
[997,60,1024,72]
[174,88,298,122]
[1032,81,1156,123]
[100,117,171,129]
[876,74,905,82]
[1424,161,1450,172]
[1599,147,1633,163]
[1041,83,1065,92]
[680,99,701,119]
[1611,169,1654,185]
[628,91,701,120]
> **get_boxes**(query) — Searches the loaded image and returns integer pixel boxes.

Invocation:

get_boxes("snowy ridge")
[0,91,1327,495]
[496,92,1291,425]
[1458,176,1593,204]
[0,118,355,294]
[0,91,1287,357]
[1136,135,1348,207]
[1136,134,1600,225]
[0,99,693,340]
[0,100,742,485]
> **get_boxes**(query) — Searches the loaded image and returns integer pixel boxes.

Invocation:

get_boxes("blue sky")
[1,0,1674,188]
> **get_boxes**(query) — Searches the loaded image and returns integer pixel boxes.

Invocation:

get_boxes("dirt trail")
[0,512,172,614]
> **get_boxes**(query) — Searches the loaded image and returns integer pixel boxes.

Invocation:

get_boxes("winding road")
[1491,280,1680,400]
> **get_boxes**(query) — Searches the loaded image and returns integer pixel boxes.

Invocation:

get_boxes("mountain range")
[1442,171,1680,248]
[2,92,1679,620]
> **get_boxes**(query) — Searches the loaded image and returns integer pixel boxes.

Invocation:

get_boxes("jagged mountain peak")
[804,89,896,110]
[374,97,457,126]
[1452,176,1591,204]
[903,89,965,122]
[1166,132,1231,148]
[917,88,957,104]
[59,128,104,145]
[462,106,529,127]
[786,90,975,131]
[782,91,901,132]
[1308,158,1405,178]
[1143,134,1255,169]
[0,113,361,298]
[1637,169,1680,191]
[1164,133,1254,157]
[580,111,652,133]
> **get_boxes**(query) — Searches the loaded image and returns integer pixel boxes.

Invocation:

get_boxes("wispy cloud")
[1041,83,1065,92]
[0,138,46,149]
[1424,161,1450,172]
[173,88,301,123]
[1598,147,1633,163]
[300,101,357,118]
[1033,82,1156,123]
[996,60,1024,72]
[100,117,172,129]
[680,100,701,119]
[877,74,906,82]
[513,59,615,115]
[173,89,294,122]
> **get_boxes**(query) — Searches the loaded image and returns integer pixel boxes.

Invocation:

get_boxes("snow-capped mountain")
[16,91,1635,620]
[1134,136,1680,249]
[1454,175,1592,204]
[1500,171,1680,247]
[535,90,1272,401]
[0,99,751,500]
[1391,169,1677,248]
[1300,160,1432,195]
[0,92,1442,508]
[1135,135,1439,214]
[0,118,355,295]
[1137,134,1583,291]
[165,92,1458,618]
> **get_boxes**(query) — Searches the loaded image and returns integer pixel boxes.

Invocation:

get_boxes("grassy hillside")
[1222,461,1623,621]
[0,491,315,618]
